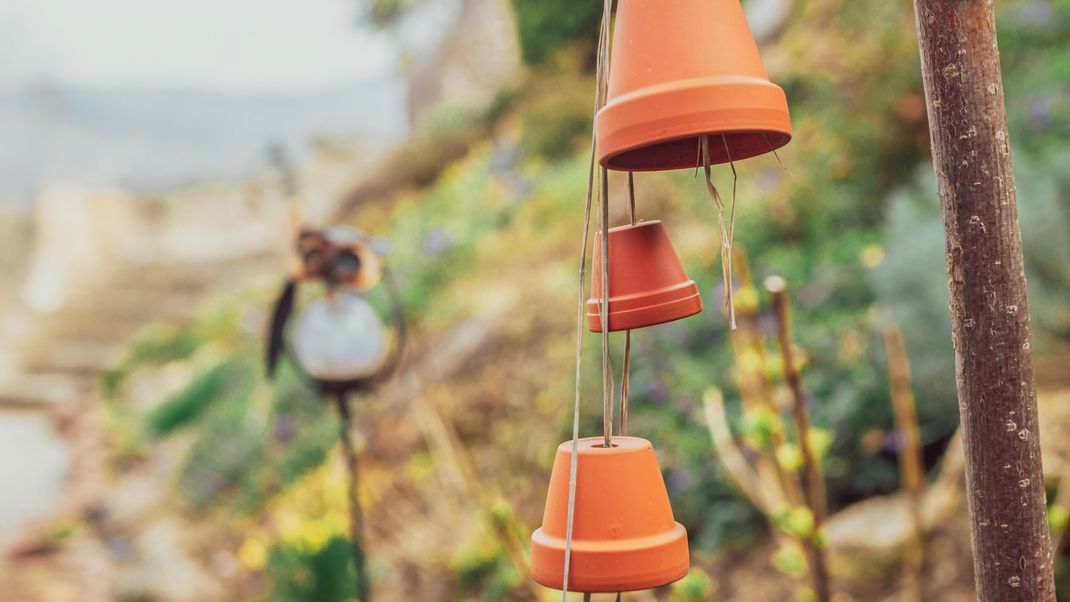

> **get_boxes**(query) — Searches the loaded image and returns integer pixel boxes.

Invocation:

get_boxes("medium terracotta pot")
[587,220,702,332]
[596,0,792,171]
[530,436,690,592]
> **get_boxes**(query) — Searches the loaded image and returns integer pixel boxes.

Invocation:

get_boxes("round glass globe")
[292,293,387,382]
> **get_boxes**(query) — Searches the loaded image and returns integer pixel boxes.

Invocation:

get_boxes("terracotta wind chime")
[531,0,791,598]
[266,225,406,602]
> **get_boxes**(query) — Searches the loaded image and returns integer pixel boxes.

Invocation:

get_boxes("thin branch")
[702,388,782,514]
[730,250,804,508]
[767,276,830,602]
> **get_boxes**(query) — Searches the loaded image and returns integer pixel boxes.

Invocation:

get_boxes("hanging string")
[595,0,615,452]
[620,333,631,437]
[721,135,739,264]
[561,0,613,596]
[763,132,795,180]
[600,166,613,448]
[701,135,738,330]
[562,119,597,602]
[627,171,637,223]
[619,173,637,437]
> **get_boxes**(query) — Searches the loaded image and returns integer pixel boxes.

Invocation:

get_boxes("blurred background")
[1,0,1069,600]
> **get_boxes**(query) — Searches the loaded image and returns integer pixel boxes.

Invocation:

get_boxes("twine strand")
[721,135,738,248]
[627,171,637,224]
[701,135,737,330]
[619,172,637,437]
[561,0,612,596]
[763,132,795,180]
[600,166,614,448]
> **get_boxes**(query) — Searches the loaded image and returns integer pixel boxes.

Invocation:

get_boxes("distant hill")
[0,78,408,202]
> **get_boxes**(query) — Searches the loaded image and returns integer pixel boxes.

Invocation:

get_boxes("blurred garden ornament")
[531,437,689,592]
[264,224,406,602]
[266,225,396,388]
[587,219,702,332]
[596,0,791,171]
[291,294,387,382]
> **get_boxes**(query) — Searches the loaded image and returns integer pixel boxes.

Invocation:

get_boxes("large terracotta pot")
[596,0,792,171]
[588,220,702,332]
[531,436,690,592]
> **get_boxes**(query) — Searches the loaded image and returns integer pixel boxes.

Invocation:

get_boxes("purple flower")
[883,429,906,453]
[274,413,297,442]
[420,227,453,257]
[646,377,669,403]
[1028,96,1052,130]
[1013,0,1054,27]
[667,467,692,493]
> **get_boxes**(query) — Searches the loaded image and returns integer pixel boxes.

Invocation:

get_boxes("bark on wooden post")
[911,1,1055,599]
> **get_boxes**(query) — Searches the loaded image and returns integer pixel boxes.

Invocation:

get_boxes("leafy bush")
[509,0,602,66]
[876,147,1070,427]
[515,57,594,160]
[266,536,360,602]
[144,358,242,438]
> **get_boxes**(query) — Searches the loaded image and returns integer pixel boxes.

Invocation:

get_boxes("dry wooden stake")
[767,276,830,602]
[884,325,927,602]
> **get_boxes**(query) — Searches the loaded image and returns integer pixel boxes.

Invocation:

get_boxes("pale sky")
[0,0,398,92]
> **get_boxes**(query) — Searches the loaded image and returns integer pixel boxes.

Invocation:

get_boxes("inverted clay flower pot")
[530,436,690,593]
[596,0,792,171]
[587,220,702,332]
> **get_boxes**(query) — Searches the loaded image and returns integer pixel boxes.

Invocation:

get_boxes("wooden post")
[883,326,927,602]
[911,1,1055,599]
[767,276,831,602]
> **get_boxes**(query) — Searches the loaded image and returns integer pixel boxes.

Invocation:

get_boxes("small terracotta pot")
[587,220,702,332]
[530,437,690,592]
[596,0,792,171]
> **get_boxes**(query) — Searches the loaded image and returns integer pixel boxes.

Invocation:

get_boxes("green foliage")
[509,0,601,65]
[772,541,808,580]
[516,70,593,160]
[998,0,1070,154]
[876,146,1070,451]
[100,323,205,398]
[455,548,520,601]
[265,536,360,602]
[741,406,780,452]
[771,507,816,540]
[177,369,264,509]
[670,568,716,601]
[398,104,489,188]
[1050,505,1069,533]
[775,444,804,474]
[144,359,241,438]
